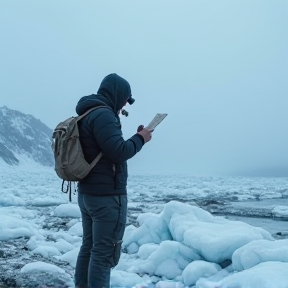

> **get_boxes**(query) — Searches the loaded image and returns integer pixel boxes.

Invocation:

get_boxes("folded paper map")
[146,113,168,130]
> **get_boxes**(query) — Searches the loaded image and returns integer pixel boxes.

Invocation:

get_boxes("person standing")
[74,73,152,288]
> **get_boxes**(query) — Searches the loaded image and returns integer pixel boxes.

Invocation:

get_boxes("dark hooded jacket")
[75,73,144,196]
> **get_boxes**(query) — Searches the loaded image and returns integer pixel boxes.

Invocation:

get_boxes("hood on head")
[97,73,133,112]
[75,95,107,116]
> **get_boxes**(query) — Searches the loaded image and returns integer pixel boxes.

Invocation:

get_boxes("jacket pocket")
[114,162,128,188]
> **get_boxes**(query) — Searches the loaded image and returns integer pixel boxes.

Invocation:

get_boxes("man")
[74,73,152,288]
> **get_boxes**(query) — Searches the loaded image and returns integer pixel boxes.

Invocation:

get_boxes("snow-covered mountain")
[0,106,53,166]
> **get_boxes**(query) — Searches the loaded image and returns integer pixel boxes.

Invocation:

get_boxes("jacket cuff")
[133,133,145,145]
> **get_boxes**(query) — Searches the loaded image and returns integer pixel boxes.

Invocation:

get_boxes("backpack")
[52,106,104,200]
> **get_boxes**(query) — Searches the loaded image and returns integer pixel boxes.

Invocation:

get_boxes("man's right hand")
[137,125,153,143]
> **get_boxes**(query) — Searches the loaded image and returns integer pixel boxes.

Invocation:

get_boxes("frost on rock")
[54,203,81,218]
[17,261,74,288]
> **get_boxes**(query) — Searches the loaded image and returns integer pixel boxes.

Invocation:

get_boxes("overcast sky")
[0,0,287,176]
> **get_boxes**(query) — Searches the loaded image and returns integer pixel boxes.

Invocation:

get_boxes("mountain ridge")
[0,106,54,166]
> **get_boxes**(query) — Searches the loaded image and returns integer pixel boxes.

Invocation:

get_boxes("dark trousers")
[74,193,127,288]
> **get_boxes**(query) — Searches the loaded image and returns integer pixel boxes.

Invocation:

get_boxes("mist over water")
[0,1,287,176]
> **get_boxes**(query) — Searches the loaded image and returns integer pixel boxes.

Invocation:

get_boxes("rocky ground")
[1,196,287,288]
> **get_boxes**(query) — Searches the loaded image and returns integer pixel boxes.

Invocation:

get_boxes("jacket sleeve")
[89,108,145,163]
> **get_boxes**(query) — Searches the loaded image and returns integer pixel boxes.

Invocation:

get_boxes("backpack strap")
[90,151,103,168]
[61,180,72,202]
[77,105,108,169]
[76,105,108,122]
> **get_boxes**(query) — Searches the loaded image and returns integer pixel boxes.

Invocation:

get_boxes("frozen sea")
[0,159,288,288]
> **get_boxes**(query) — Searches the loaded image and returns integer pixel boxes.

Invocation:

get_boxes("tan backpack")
[52,106,105,200]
